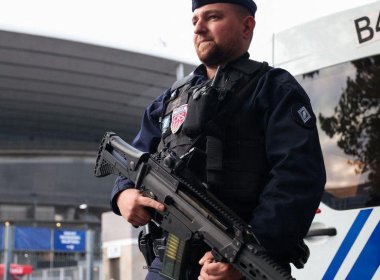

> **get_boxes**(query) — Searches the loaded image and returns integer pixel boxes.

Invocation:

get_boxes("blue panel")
[346,221,380,280]
[15,226,51,251]
[322,209,373,280]
[54,229,86,252]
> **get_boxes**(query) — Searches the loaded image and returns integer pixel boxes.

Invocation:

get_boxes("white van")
[273,2,380,279]
[299,203,380,279]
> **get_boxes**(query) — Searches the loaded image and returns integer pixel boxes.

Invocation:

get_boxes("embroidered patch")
[291,103,316,128]
[171,104,188,134]
[297,106,311,124]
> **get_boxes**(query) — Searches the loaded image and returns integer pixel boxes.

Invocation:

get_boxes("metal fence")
[30,263,102,280]
[1,251,103,280]
[1,225,102,280]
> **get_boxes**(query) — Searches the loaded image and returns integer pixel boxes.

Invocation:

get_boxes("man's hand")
[117,189,165,227]
[198,251,243,280]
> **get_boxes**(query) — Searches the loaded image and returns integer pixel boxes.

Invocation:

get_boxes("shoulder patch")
[291,103,316,128]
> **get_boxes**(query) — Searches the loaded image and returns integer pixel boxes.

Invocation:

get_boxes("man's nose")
[194,20,207,34]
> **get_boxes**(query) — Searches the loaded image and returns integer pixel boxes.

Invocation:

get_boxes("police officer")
[111,0,326,279]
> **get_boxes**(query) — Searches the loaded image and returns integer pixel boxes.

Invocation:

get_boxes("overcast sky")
[0,0,377,65]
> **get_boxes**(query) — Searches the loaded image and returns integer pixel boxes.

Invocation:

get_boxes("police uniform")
[111,1,326,279]
[111,54,326,279]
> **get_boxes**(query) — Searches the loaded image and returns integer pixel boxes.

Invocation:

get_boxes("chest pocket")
[182,82,221,138]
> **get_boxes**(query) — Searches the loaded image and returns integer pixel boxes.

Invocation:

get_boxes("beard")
[195,40,230,67]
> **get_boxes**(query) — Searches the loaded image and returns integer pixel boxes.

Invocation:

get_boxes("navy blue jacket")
[110,60,326,262]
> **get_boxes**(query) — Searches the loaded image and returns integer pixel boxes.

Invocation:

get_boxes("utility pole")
[85,229,94,280]
[3,223,14,280]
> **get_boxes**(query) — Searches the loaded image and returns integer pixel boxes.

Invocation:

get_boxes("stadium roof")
[0,30,196,152]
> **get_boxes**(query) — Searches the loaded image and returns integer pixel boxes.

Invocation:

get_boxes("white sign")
[107,244,121,259]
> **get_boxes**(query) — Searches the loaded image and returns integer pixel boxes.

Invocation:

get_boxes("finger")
[135,207,152,221]
[206,262,242,279]
[122,208,150,225]
[204,262,227,276]
[130,208,154,225]
[127,213,149,226]
[128,217,146,227]
[119,205,148,220]
[199,251,214,265]
[199,263,209,279]
[139,196,165,212]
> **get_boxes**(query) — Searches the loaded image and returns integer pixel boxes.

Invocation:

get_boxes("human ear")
[242,16,255,39]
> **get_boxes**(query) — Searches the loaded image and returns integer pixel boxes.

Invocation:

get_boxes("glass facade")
[296,54,380,210]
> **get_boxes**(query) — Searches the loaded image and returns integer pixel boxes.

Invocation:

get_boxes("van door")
[293,203,380,279]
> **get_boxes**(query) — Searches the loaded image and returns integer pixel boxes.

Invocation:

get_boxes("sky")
[0,0,377,65]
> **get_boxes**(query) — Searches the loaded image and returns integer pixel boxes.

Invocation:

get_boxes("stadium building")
[0,29,195,279]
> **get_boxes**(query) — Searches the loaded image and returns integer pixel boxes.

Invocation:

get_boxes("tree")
[319,55,380,206]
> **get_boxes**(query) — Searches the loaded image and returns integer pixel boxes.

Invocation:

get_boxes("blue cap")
[192,0,257,17]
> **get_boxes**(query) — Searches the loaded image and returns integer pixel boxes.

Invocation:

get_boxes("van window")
[295,54,380,210]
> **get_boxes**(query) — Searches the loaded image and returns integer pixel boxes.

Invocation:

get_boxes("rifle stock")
[94,132,293,280]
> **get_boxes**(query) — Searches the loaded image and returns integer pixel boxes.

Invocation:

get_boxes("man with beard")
[110,0,326,279]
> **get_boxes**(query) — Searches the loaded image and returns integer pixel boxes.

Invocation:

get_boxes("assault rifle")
[94,132,293,280]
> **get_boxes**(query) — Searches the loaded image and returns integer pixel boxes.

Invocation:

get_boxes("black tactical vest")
[158,57,270,222]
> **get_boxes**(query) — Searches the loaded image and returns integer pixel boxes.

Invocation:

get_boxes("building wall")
[0,29,196,275]
[102,212,147,280]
